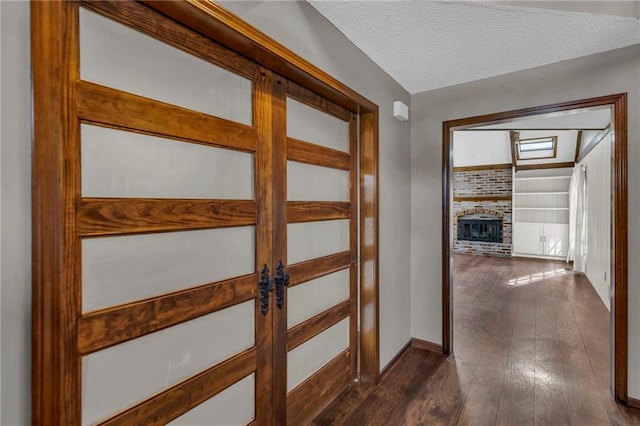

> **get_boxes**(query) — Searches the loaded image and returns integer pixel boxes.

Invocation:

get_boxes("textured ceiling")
[307,1,640,94]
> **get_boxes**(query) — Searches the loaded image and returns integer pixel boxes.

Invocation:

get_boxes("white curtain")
[567,164,587,270]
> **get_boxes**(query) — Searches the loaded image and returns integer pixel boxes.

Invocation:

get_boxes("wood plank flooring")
[313,254,640,425]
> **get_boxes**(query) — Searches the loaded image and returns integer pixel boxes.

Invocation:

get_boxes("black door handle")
[275,260,290,309]
[259,264,274,315]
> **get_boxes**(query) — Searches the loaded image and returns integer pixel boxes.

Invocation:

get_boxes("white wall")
[453,131,511,166]
[219,1,413,372]
[580,133,612,310]
[1,1,32,424]
[0,2,412,422]
[410,44,640,398]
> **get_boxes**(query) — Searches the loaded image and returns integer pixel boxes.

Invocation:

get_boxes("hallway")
[313,255,640,425]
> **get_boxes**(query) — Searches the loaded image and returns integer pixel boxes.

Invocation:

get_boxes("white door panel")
[287,269,350,328]
[168,374,255,426]
[80,8,252,125]
[287,220,350,265]
[82,301,255,425]
[287,318,350,392]
[81,124,254,200]
[287,161,349,202]
[286,97,348,152]
[82,226,255,312]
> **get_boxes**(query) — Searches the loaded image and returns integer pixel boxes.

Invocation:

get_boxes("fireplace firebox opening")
[458,218,502,243]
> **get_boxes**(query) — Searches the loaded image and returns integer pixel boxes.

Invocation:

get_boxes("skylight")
[519,138,554,152]
[516,136,557,160]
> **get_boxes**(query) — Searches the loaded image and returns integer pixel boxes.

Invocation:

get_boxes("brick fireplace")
[453,167,512,257]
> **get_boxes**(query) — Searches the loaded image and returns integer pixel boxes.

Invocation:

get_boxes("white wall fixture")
[393,100,409,122]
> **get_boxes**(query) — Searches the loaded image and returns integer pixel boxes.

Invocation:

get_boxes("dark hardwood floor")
[313,254,640,425]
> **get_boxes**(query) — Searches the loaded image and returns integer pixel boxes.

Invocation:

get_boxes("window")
[516,136,557,160]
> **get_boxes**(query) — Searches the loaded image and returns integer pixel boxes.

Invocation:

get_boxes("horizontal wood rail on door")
[77,274,257,354]
[287,252,353,288]
[287,201,352,223]
[78,198,257,236]
[442,93,628,404]
[287,137,352,170]
[77,81,257,152]
[287,300,352,351]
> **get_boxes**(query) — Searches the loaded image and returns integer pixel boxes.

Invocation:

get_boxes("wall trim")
[411,337,443,353]
[517,161,575,171]
[628,397,640,409]
[453,196,511,202]
[453,163,512,172]
[379,337,444,380]
[379,340,411,379]
[442,93,628,404]
[511,253,566,262]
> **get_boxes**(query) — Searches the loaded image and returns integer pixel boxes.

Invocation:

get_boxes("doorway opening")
[442,94,628,403]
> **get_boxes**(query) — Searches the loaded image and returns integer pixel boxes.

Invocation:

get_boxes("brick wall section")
[453,168,511,197]
[453,168,512,257]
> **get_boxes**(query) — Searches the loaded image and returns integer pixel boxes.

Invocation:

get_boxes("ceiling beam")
[453,163,512,172]
[509,130,519,171]
[577,124,611,163]
[517,161,575,171]
[574,130,583,163]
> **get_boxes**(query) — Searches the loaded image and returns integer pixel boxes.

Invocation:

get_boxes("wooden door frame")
[441,93,628,403]
[32,0,380,423]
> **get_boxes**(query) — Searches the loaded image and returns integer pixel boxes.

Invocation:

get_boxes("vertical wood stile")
[442,122,453,354]
[349,114,358,378]
[613,94,628,403]
[254,68,275,426]
[271,75,288,425]
[359,110,380,384]
[32,1,81,424]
